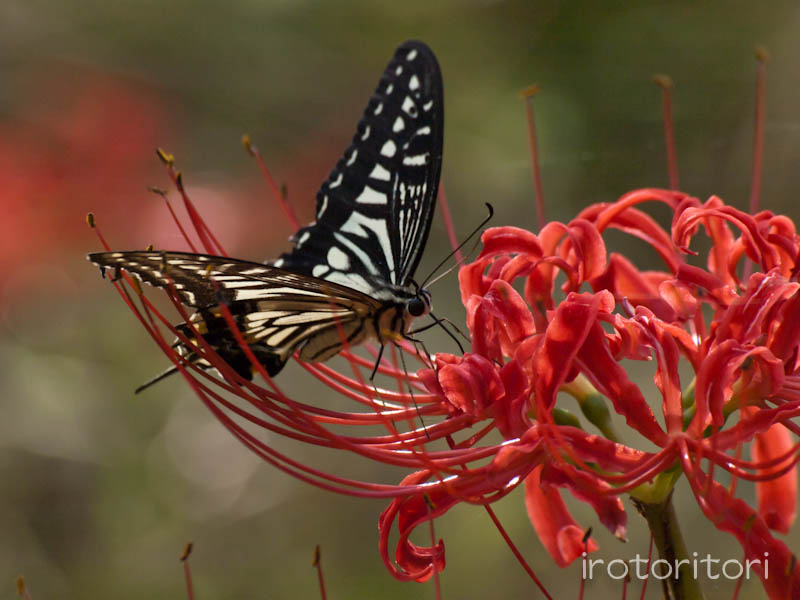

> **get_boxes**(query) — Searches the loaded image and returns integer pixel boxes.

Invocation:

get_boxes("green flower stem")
[632,493,705,600]
[560,374,619,442]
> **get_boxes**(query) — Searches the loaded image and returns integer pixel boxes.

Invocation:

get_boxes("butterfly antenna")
[421,237,483,290]
[420,202,494,288]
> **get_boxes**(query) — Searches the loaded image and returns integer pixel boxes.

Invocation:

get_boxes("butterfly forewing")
[275,40,443,298]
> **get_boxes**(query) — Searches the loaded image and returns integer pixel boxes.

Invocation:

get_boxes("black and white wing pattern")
[273,40,443,301]
[88,251,384,377]
[88,41,445,383]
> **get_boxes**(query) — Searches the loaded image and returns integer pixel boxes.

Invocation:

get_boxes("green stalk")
[632,493,705,600]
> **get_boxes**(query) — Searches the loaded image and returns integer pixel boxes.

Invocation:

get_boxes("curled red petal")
[378,471,447,582]
[380,435,546,581]
[540,463,627,540]
[477,226,543,260]
[591,253,676,321]
[693,342,784,433]
[687,469,800,599]
[769,291,800,362]
[579,190,686,273]
[752,422,798,533]
[524,465,598,567]
[563,218,608,284]
[437,353,505,419]
[714,271,798,345]
[494,358,532,439]
[576,316,667,445]
[533,292,613,414]
[658,278,698,321]
[674,204,781,279]
[481,279,537,356]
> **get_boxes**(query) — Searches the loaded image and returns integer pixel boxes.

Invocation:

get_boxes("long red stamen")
[312,545,327,600]
[437,183,462,261]
[485,504,552,598]
[149,187,198,252]
[243,134,300,231]
[653,74,679,190]
[749,47,769,216]
[180,543,194,600]
[522,85,545,230]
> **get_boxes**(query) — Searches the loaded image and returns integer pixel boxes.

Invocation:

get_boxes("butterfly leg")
[394,341,429,440]
[414,311,465,354]
[369,343,387,381]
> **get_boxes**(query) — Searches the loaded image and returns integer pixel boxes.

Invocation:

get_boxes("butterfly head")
[406,288,432,319]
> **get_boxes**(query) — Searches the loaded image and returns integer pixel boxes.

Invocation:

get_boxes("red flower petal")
[753,422,798,534]
[524,465,598,567]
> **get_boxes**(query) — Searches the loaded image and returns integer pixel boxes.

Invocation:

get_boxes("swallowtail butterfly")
[89,40,444,383]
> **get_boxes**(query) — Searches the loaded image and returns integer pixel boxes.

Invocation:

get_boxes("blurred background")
[3,1,800,598]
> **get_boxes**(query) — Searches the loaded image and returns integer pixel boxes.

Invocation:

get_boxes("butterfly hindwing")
[275,40,443,299]
[88,251,383,375]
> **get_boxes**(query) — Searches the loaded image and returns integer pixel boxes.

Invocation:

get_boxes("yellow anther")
[520,84,540,99]
[652,74,674,90]
[156,148,175,165]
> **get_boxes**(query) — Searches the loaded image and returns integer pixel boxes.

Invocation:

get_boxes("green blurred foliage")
[2,1,800,598]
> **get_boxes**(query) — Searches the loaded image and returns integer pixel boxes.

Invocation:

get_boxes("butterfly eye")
[407,297,427,317]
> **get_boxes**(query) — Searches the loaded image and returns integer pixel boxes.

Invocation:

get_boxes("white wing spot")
[402,154,428,166]
[423,100,434,112]
[318,195,329,218]
[385,83,394,94]
[369,164,392,181]
[395,65,403,76]
[327,245,350,270]
[402,96,417,117]
[409,75,420,91]
[346,149,358,166]
[380,140,396,157]
[329,172,343,188]
[297,231,310,247]
[393,116,405,133]
[374,102,383,115]
[406,49,418,61]
[361,125,370,141]
[312,265,328,278]
[355,185,388,204]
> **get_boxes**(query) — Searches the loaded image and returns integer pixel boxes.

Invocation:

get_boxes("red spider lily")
[93,154,800,596]
[434,187,800,597]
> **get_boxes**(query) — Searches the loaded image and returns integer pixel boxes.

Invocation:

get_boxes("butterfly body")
[89,40,442,383]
